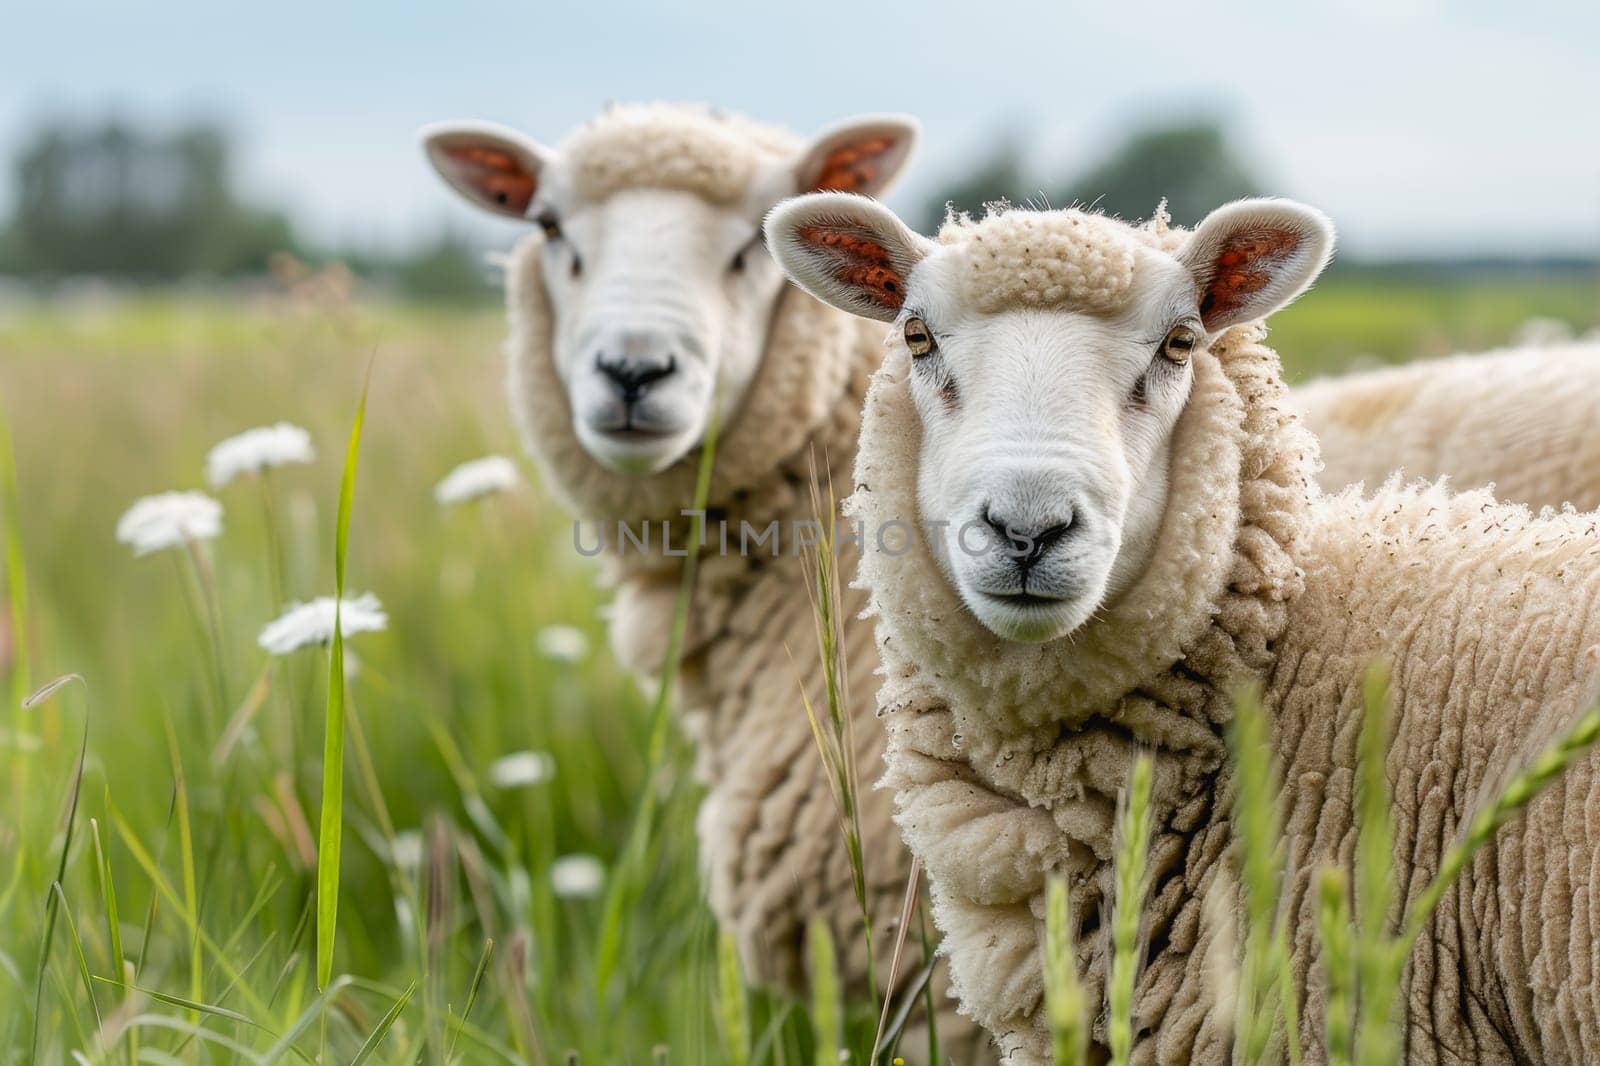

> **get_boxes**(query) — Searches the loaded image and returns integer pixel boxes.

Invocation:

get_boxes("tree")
[4,117,298,279]
[1052,120,1261,227]
[915,118,1263,236]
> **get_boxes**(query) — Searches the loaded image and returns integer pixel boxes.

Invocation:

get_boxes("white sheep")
[767,191,1600,1063]
[1294,340,1600,508]
[422,103,986,1060]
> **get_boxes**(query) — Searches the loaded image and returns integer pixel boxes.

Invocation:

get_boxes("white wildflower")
[257,593,388,655]
[488,750,556,789]
[206,423,315,488]
[390,829,423,871]
[537,624,590,663]
[550,854,605,899]
[434,455,520,506]
[116,492,223,556]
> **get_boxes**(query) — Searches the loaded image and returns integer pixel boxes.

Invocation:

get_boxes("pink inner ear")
[808,136,899,194]
[443,144,536,215]
[1200,227,1299,325]
[798,225,906,310]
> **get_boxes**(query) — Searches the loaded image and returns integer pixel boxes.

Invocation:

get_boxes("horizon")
[4,1,1598,260]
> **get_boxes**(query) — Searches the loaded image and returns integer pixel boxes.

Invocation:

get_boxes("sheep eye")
[1160,324,1197,364]
[729,233,764,275]
[904,316,934,357]
[536,211,562,241]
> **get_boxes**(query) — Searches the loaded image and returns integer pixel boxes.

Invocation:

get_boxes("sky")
[3,0,1597,257]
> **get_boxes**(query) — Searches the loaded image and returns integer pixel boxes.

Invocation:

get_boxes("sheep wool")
[1140,204,1600,514]
[852,211,1600,1063]
[504,104,984,1061]
[1294,340,1600,510]
[559,102,801,207]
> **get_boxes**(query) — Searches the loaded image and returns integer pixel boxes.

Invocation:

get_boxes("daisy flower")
[550,854,605,899]
[488,750,556,789]
[536,624,590,663]
[389,830,424,871]
[206,423,315,488]
[257,593,387,655]
[116,492,223,556]
[434,455,520,506]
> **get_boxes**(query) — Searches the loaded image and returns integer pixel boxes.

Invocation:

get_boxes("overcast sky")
[4,0,1597,257]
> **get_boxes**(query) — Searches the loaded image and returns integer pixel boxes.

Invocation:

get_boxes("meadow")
[1,271,1597,1064]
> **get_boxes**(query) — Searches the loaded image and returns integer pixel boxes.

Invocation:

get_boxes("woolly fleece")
[1295,340,1600,510]
[850,210,1600,1063]
[558,102,801,206]
[504,104,985,1061]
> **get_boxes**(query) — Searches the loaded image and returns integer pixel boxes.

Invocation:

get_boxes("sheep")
[421,103,986,1060]
[1294,340,1600,508]
[766,191,1600,1064]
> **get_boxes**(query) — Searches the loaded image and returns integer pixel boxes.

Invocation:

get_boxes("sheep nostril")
[981,504,1076,569]
[1031,517,1074,557]
[598,353,678,403]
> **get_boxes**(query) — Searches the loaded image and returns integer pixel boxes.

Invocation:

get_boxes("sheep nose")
[981,503,1075,571]
[596,342,678,405]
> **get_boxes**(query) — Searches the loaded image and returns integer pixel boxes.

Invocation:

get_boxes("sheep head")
[420,105,918,476]
[767,194,1332,643]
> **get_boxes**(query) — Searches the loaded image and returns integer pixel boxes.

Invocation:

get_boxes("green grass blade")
[27,673,88,1063]
[1226,686,1293,1064]
[446,938,495,1061]
[715,928,750,1066]
[351,980,417,1065]
[1108,753,1154,1066]
[1045,875,1088,1066]
[106,803,272,1019]
[1315,868,1355,1066]
[89,816,125,990]
[0,406,30,721]
[162,715,203,1020]
[92,974,278,1033]
[1354,662,1398,1064]
[261,973,355,1063]
[317,374,369,990]
[807,919,840,1066]
[50,882,104,1035]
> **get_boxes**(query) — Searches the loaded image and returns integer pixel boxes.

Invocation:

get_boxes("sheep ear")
[764,192,932,322]
[420,121,552,220]
[794,114,920,197]
[1180,198,1335,332]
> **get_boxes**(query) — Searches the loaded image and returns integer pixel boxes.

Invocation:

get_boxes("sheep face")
[421,109,918,477]
[526,183,789,476]
[768,194,1333,643]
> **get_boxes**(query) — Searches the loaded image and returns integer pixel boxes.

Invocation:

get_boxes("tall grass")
[315,374,369,994]
[5,291,1600,1063]
[1107,754,1153,1066]
[795,454,877,1006]
[1043,876,1087,1065]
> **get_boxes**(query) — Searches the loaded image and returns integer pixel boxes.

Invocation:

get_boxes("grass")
[0,272,1597,1062]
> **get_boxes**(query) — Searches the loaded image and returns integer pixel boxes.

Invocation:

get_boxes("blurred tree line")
[0,116,490,302]
[914,118,1261,234]
[0,114,1267,302]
